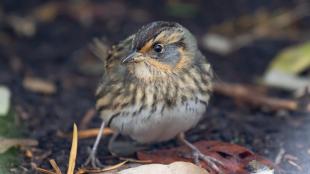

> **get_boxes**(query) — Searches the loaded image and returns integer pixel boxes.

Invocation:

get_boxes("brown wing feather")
[91,35,135,123]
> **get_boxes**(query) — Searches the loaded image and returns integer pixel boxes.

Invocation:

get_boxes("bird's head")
[122,21,198,80]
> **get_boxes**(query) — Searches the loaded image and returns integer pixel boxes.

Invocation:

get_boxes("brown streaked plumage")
[86,21,221,172]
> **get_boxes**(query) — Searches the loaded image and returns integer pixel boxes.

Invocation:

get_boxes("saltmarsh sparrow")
[85,21,221,172]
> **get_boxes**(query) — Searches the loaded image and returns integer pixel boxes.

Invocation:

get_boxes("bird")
[84,21,222,173]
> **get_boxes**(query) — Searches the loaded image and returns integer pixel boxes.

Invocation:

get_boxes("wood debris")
[23,77,57,94]
[213,82,300,111]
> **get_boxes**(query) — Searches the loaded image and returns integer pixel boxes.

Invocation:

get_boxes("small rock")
[0,86,11,116]
[119,161,208,174]
[23,77,57,94]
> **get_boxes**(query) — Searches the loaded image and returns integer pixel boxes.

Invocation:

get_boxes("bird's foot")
[83,147,104,169]
[191,148,224,174]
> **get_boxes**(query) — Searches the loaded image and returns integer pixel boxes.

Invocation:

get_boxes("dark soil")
[0,0,309,173]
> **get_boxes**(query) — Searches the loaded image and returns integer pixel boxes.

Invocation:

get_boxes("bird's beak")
[121,52,145,64]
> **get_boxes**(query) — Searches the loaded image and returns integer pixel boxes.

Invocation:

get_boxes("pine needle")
[77,160,128,174]
[50,159,62,174]
[67,123,78,174]
[35,167,56,174]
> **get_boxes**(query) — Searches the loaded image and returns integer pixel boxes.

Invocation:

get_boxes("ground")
[0,0,309,173]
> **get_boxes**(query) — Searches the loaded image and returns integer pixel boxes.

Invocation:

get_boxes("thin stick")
[58,128,113,139]
[214,82,298,111]
[80,108,96,130]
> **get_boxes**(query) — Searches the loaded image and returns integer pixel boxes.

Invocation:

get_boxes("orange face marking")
[147,58,173,72]
[175,48,189,70]
[145,48,188,73]
[139,39,153,53]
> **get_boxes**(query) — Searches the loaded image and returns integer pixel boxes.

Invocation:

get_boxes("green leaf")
[0,110,21,173]
[268,41,310,75]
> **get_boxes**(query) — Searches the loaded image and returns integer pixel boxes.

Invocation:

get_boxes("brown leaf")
[137,141,274,174]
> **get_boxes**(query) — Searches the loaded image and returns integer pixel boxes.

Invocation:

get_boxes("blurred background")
[0,0,309,173]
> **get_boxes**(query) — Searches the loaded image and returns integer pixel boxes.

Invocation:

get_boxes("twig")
[118,157,152,164]
[79,108,96,130]
[287,160,303,171]
[58,128,113,139]
[213,82,299,111]
[275,148,285,165]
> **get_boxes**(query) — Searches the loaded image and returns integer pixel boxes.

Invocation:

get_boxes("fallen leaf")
[137,141,274,174]
[23,77,57,94]
[6,15,36,37]
[0,86,11,116]
[32,2,60,22]
[0,137,38,154]
[202,34,233,55]
[263,70,310,91]
[119,161,208,174]
[263,42,310,90]
[267,42,310,75]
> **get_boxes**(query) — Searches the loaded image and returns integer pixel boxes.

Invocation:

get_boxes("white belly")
[109,100,206,143]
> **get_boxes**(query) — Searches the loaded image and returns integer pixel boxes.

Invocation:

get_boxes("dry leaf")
[0,137,38,154]
[23,77,57,94]
[119,161,208,174]
[0,86,11,116]
[138,141,274,174]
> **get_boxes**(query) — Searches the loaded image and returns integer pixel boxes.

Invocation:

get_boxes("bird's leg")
[108,132,119,156]
[177,133,224,174]
[84,121,105,168]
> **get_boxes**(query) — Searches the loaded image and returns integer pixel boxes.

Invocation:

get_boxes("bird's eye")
[153,44,163,53]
